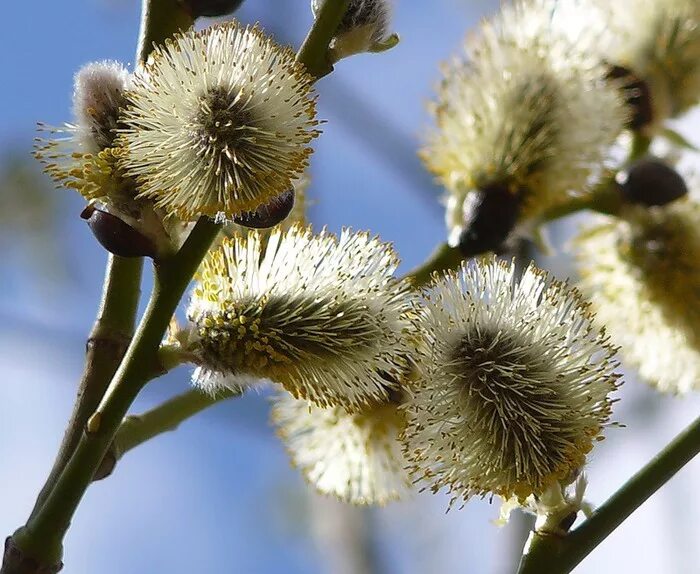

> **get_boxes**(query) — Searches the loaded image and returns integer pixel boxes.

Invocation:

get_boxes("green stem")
[537,178,623,224]
[100,387,242,478]
[518,415,700,574]
[403,178,627,288]
[406,130,651,288]
[28,256,143,519]
[296,0,350,79]
[136,0,193,63]
[27,0,194,525]
[629,132,652,162]
[13,218,220,565]
[404,242,464,288]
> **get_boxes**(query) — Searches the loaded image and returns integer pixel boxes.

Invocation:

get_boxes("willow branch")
[94,387,242,481]
[28,256,143,519]
[136,0,193,63]
[0,3,196,572]
[517,414,700,574]
[11,218,219,568]
[26,0,193,527]
[3,1,353,569]
[296,0,350,79]
[404,242,463,288]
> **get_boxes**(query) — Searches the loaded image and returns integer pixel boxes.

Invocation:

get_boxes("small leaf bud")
[81,205,158,258]
[617,157,688,207]
[183,0,245,18]
[233,188,295,229]
[457,182,522,257]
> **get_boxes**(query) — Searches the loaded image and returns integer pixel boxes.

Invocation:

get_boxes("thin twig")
[95,387,242,481]
[517,415,700,574]
[28,257,143,518]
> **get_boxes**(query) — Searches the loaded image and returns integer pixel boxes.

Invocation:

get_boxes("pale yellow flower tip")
[34,61,133,204]
[120,22,320,221]
[185,225,414,411]
[403,257,621,506]
[576,200,700,394]
[272,391,411,505]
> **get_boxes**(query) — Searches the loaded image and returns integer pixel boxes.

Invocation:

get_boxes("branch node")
[1,537,63,574]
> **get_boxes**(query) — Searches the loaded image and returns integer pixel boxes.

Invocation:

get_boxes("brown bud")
[233,188,296,229]
[618,157,688,207]
[92,448,117,481]
[81,205,157,258]
[457,182,522,258]
[559,511,578,533]
[183,0,244,18]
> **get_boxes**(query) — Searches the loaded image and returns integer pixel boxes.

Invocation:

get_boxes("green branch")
[536,178,622,224]
[96,387,242,480]
[404,242,463,288]
[25,0,194,528]
[136,0,193,63]
[12,217,220,566]
[28,256,143,519]
[518,414,700,574]
[403,177,626,288]
[297,0,350,79]
[114,387,241,457]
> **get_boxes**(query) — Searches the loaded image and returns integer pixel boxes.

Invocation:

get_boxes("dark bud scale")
[81,205,157,258]
[605,64,654,131]
[618,157,688,207]
[457,182,522,258]
[183,0,245,18]
[559,511,578,534]
[233,188,296,229]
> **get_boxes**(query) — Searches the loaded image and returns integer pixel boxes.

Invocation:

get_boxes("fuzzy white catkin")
[120,22,319,220]
[185,225,415,411]
[592,0,700,122]
[576,197,700,394]
[272,392,411,505]
[34,61,134,205]
[423,0,627,244]
[403,258,620,505]
[72,60,131,151]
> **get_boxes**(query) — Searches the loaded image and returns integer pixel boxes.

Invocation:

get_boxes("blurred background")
[1,1,699,573]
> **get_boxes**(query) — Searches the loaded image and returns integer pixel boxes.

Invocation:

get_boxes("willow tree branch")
[94,387,242,481]
[517,414,700,574]
[3,2,352,569]
[404,242,463,288]
[136,0,193,63]
[10,218,220,569]
[296,0,350,79]
[403,177,627,288]
[26,0,194,527]
[1,4,196,572]
[28,256,143,519]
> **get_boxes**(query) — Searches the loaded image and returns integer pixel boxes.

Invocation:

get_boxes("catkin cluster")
[36,0,700,519]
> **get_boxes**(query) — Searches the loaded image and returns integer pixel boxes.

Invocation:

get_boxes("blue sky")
[1,1,699,573]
